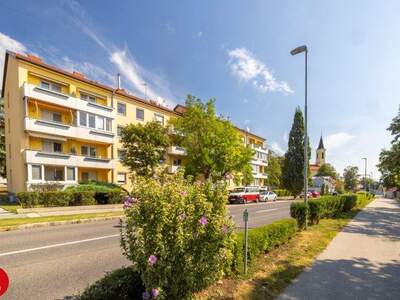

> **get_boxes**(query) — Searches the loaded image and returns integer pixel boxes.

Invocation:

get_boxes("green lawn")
[0,211,124,229]
[0,200,20,213]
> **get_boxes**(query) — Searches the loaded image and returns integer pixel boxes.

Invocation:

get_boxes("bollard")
[243,208,249,274]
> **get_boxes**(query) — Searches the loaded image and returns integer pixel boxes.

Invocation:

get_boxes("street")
[0,200,292,300]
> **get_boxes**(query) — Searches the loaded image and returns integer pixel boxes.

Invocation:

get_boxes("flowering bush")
[121,171,236,299]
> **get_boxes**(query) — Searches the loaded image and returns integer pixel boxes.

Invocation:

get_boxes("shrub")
[290,202,309,229]
[121,172,236,300]
[308,199,323,225]
[273,189,292,197]
[70,191,96,206]
[342,194,357,212]
[40,191,73,207]
[79,267,144,300]
[106,189,125,204]
[16,192,40,208]
[29,182,63,192]
[232,219,297,273]
[66,182,125,205]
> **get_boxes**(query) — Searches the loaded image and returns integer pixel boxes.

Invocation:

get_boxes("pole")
[364,158,367,192]
[304,49,308,229]
[243,209,249,274]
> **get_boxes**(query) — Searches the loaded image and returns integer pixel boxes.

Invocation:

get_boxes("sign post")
[243,209,249,274]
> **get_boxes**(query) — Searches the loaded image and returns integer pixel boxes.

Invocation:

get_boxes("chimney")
[117,73,121,90]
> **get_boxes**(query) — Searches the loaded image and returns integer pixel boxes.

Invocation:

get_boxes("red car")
[228,186,260,204]
[310,190,320,198]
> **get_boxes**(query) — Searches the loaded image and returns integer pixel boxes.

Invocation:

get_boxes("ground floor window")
[31,165,42,180]
[117,172,126,184]
[82,171,97,182]
[66,167,75,181]
[44,166,64,181]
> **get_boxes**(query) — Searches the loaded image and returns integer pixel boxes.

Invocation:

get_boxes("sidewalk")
[279,197,400,300]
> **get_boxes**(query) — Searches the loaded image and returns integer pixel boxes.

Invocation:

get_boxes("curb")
[0,215,125,232]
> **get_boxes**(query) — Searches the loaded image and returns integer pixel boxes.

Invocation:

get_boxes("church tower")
[316,136,326,166]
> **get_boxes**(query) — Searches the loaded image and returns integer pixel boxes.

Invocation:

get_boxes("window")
[41,80,61,93]
[154,113,164,125]
[117,125,124,137]
[117,172,126,184]
[96,116,104,130]
[79,111,87,126]
[80,93,96,103]
[89,147,97,157]
[106,119,112,132]
[31,165,42,180]
[88,114,96,128]
[81,171,97,182]
[43,140,63,153]
[42,110,62,123]
[117,150,126,160]
[53,142,62,153]
[117,102,126,115]
[136,108,144,121]
[173,159,182,166]
[66,167,75,181]
[44,166,64,181]
[81,145,97,157]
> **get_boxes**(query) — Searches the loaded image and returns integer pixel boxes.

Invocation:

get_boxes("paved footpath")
[279,197,400,300]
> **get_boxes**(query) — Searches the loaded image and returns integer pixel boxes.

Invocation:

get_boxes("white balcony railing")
[24,117,115,144]
[23,82,114,118]
[25,149,114,169]
[167,146,187,156]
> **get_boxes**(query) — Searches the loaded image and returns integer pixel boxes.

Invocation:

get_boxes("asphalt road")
[0,200,292,300]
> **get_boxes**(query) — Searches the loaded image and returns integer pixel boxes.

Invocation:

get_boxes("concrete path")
[279,197,400,300]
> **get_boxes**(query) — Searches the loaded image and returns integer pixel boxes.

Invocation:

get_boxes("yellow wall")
[78,168,111,182]
[27,101,75,124]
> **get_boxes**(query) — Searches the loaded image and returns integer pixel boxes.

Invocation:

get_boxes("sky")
[1,0,399,179]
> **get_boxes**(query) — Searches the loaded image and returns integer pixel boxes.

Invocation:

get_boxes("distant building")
[310,136,326,176]
[312,176,335,193]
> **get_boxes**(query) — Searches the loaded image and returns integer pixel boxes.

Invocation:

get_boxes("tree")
[320,182,326,196]
[335,178,344,194]
[120,121,169,177]
[316,163,337,179]
[170,95,254,182]
[343,166,359,191]
[265,153,283,188]
[282,107,310,197]
[0,97,5,178]
[378,106,400,189]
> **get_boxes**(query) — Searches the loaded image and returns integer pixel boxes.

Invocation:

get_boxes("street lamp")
[291,45,308,204]
[362,158,367,191]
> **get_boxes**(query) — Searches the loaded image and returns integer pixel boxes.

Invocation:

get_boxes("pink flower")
[148,255,157,266]
[123,196,135,209]
[180,191,188,197]
[199,215,208,226]
[178,213,186,221]
[151,288,159,298]
[222,224,228,234]
[142,291,150,300]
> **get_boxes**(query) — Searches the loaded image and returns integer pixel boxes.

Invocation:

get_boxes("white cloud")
[197,31,203,38]
[227,47,293,94]
[165,23,175,34]
[270,142,285,155]
[325,132,355,150]
[0,32,27,84]
[283,131,289,143]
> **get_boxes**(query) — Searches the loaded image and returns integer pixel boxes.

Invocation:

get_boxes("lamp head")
[290,45,307,56]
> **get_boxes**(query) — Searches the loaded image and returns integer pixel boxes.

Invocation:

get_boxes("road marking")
[256,208,278,213]
[0,234,120,257]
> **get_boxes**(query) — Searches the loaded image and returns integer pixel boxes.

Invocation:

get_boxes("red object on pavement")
[0,268,9,297]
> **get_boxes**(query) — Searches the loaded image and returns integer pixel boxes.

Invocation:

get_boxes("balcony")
[250,143,268,153]
[23,82,114,118]
[24,117,115,144]
[167,146,187,156]
[251,157,268,167]
[254,173,268,179]
[25,149,114,169]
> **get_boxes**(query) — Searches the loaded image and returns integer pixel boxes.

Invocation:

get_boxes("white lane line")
[0,234,119,257]
[256,208,278,214]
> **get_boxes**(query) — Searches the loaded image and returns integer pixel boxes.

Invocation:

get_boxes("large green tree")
[316,163,338,179]
[120,121,169,177]
[171,95,254,182]
[282,107,310,196]
[378,106,400,188]
[343,166,359,191]
[265,153,283,188]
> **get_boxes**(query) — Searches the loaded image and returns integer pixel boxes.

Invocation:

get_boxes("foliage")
[387,105,400,143]
[79,267,145,300]
[335,178,345,194]
[170,95,254,182]
[343,166,359,191]
[237,164,254,186]
[16,192,40,208]
[320,183,326,196]
[290,202,309,229]
[232,219,297,274]
[316,163,337,179]
[66,182,125,204]
[30,182,64,192]
[70,191,96,206]
[272,189,292,197]
[120,121,169,177]
[265,153,283,188]
[308,200,324,225]
[66,181,122,193]
[121,171,236,299]
[282,107,311,197]
[40,191,73,207]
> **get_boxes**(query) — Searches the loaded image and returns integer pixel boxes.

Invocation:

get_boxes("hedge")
[79,267,144,300]
[16,189,122,208]
[273,189,292,197]
[232,219,297,273]
[290,193,374,228]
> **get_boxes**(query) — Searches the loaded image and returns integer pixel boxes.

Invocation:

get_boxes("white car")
[260,190,277,202]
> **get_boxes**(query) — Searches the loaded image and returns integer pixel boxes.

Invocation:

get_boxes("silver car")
[260,190,277,202]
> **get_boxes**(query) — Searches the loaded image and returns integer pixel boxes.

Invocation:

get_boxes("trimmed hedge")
[15,192,40,208]
[40,191,73,207]
[290,202,309,229]
[79,267,144,300]
[232,219,297,273]
[273,189,292,197]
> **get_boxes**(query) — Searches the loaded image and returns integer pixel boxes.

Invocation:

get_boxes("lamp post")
[362,158,367,191]
[291,45,308,205]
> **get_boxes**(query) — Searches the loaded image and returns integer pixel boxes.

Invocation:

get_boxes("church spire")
[317,135,325,150]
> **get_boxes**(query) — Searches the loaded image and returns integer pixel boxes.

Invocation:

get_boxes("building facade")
[2,51,268,193]
[310,136,326,176]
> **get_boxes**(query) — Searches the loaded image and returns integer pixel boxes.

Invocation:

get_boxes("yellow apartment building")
[1,51,268,194]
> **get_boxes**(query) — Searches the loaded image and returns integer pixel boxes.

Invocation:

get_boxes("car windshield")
[232,188,245,193]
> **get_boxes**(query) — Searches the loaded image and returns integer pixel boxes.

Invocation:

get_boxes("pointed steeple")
[317,135,325,150]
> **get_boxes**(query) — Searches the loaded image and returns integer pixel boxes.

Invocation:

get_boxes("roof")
[317,135,325,150]
[1,51,179,116]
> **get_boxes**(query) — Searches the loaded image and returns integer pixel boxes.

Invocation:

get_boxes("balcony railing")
[167,146,187,156]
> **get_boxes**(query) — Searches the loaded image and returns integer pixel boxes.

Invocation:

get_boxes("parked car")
[300,191,313,198]
[228,186,260,204]
[260,189,277,202]
[309,190,320,198]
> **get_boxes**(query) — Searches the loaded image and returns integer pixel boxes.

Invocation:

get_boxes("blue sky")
[1,0,399,178]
